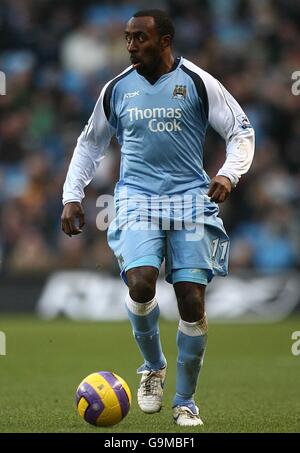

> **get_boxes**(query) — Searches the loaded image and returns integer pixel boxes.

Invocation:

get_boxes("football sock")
[173,314,208,407]
[125,293,166,371]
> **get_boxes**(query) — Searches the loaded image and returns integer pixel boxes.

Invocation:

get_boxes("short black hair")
[132,9,175,41]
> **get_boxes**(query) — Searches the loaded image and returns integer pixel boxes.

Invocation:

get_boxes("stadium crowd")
[0,0,299,276]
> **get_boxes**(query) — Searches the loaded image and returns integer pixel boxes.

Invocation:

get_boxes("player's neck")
[144,54,175,85]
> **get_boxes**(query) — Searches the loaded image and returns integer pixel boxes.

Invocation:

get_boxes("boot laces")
[141,372,162,396]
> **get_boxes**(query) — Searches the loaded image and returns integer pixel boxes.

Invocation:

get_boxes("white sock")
[125,293,158,316]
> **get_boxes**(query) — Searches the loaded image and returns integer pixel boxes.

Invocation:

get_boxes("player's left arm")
[204,74,255,203]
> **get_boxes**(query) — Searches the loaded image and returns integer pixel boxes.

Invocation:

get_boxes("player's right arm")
[61,82,116,236]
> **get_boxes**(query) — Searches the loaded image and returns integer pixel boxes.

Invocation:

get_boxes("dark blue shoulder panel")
[180,65,209,119]
[103,67,135,120]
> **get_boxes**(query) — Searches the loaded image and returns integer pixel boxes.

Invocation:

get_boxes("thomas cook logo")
[172,85,186,100]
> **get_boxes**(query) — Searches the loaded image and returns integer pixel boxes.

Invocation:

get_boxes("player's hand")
[208,176,232,203]
[61,202,85,237]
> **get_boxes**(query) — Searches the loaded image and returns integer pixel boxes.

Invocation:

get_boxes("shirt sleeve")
[203,73,255,187]
[62,82,115,205]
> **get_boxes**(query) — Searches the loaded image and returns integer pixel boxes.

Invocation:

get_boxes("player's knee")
[129,280,156,303]
[175,284,205,322]
[180,302,204,323]
[127,268,157,303]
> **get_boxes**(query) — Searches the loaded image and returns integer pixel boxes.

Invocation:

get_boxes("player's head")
[125,9,175,76]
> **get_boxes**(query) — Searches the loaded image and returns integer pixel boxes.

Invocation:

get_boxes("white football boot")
[137,366,167,413]
[173,403,204,426]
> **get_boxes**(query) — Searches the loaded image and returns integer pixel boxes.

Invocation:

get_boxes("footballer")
[61,10,255,426]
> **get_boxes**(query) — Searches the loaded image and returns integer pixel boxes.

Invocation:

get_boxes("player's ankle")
[172,394,194,408]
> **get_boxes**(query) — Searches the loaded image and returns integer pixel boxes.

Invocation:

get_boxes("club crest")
[172,85,187,100]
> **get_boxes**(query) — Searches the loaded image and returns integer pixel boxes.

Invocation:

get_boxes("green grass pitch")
[0,316,299,433]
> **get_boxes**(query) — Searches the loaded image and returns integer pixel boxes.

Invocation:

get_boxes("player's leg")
[172,280,207,426]
[126,264,167,413]
[165,208,229,424]
[165,225,210,425]
[107,204,169,413]
[126,265,166,371]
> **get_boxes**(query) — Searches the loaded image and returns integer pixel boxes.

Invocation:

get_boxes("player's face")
[124,17,163,76]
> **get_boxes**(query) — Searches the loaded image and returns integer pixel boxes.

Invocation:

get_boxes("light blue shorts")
[126,255,209,285]
[107,208,230,286]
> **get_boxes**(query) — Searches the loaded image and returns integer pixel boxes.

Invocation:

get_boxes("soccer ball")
[76,371,132,427]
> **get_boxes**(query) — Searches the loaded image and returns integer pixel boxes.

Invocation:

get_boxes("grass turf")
[0,316,299,433]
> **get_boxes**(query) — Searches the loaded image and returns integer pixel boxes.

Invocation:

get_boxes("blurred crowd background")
[0,0,299,277]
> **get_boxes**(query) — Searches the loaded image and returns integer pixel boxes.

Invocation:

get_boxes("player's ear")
[160,35,172,49]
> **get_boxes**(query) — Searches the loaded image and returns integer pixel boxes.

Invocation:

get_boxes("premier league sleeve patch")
[236,114,253,129]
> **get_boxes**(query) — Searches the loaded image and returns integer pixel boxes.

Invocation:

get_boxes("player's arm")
[204,75,255,203]
[61,83,115,236]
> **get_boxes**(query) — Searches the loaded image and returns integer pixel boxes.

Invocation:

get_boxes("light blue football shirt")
[106,56,209,196]
[63,56,254,205]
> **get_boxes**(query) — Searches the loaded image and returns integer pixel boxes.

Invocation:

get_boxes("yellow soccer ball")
[76,371,132,427]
